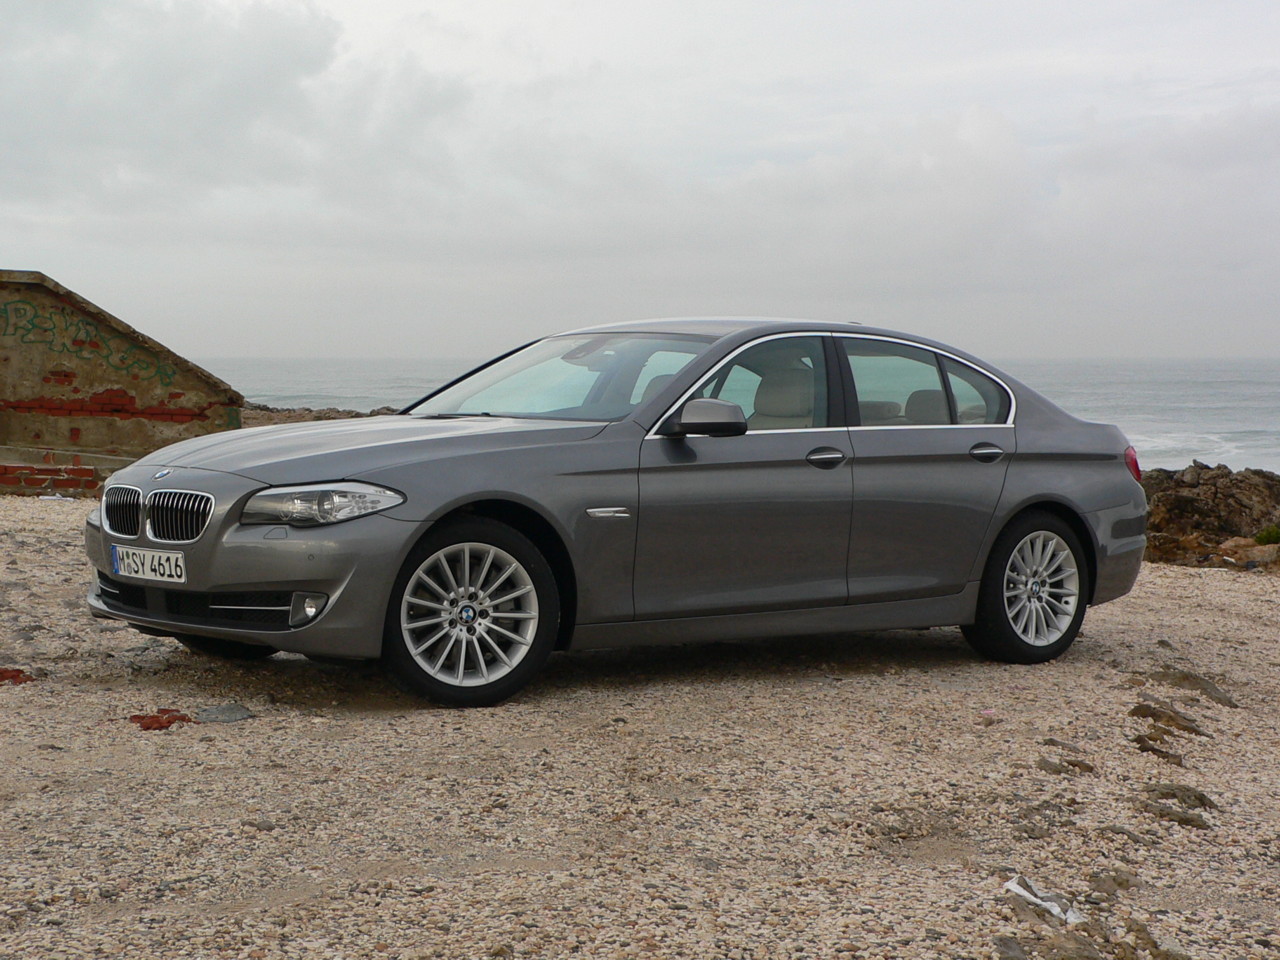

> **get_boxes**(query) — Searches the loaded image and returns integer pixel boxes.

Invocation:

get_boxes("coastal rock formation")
[239,402,398,428]
[1,271,243,496]
[1142,461,1280,567]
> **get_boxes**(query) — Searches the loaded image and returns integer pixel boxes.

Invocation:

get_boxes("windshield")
[408,334,711,421]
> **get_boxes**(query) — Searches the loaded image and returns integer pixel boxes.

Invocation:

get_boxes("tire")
[175,634,278,660]
[382,518,561,707]
[962,511,1090,664]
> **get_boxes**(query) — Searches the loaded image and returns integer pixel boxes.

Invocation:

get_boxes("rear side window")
[943,357,1010,424]
[843,339,949,426]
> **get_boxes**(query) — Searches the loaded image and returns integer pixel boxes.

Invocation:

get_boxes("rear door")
[838,336,1015,603]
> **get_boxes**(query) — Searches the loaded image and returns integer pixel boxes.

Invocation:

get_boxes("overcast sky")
[1,0,1276,361]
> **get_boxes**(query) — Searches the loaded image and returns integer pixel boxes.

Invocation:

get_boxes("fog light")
[289,592,328,627]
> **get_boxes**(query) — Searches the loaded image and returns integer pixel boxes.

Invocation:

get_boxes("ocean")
[1006,358,1280,475]
[195,355,1280,474]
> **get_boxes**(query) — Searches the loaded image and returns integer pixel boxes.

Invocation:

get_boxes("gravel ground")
[1,495,1278,960]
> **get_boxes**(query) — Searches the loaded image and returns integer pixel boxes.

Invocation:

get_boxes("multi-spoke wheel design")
[401,542,539,687]
[383,518,560,706]
[1001,531,1080,647]
[963,511,1090,664]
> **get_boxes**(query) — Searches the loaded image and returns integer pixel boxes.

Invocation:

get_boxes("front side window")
[843,339,949,426]
[409,334,708,421]
[694,336,828,430]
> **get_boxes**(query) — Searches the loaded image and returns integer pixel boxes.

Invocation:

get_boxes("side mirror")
[665,398,748,438]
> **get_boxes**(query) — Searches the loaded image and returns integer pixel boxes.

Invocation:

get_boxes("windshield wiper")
[416,412,497,419]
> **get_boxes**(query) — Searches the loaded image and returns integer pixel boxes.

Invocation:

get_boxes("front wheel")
[382,518,560,707]
[962,512,1090,664]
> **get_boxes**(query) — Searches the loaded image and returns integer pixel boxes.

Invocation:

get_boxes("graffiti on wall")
[2,299,178,387]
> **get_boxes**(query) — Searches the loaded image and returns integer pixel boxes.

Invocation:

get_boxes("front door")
[633,335,854,619]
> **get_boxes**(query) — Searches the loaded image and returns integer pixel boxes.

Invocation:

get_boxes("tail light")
[1124,446,1141,483]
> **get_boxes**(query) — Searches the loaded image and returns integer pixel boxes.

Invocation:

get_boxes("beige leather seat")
[748,368,814,430]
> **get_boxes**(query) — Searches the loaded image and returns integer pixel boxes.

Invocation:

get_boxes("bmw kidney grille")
[148,490,215,543]
[103,486,214,543]
[102,486,143,538]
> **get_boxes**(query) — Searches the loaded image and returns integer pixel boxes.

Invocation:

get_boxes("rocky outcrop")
[1142,461,1280,567]
[239,403,399,428]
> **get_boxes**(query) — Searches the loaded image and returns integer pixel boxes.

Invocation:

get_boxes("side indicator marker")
[586,507,631,519]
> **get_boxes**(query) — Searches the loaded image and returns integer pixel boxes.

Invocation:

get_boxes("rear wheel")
[962,511,1089,664]
[175,634,278,660]
[382,518,560,707]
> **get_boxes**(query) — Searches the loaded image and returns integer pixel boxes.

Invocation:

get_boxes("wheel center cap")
[458,604,478,625]
[1030,581,1042,597]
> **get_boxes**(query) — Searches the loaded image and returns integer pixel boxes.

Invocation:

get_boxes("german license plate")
[111,544,187,583]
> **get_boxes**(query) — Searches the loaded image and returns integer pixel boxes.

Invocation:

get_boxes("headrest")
[753,368,814,418]
[904,389,949,424]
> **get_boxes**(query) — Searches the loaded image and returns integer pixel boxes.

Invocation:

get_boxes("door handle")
[806,447,848,469]
[969,443,1005,463]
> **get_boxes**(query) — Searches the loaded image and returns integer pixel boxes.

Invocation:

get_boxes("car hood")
[134,415,608,485]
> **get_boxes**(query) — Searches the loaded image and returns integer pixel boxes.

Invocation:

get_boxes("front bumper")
[85,467,422,658]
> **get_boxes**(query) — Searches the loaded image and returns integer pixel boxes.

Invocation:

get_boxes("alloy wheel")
[400,542,539,687]
[1002,531,1080,647]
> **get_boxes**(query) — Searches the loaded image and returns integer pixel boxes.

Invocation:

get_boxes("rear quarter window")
[942,357,1011,424]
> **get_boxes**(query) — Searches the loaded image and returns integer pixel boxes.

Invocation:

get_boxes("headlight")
[241,482,405,526]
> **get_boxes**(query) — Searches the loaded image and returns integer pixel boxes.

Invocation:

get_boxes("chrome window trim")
[145,488,216,544]
[727,426,849,435]
[834,332,1017,426]
[645,330,1018,439]
[848,422,1016,431]
[101,484,143,540]
[644,332,838,440]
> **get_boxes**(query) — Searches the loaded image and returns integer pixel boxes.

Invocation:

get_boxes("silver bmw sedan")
[85,318,1147,706]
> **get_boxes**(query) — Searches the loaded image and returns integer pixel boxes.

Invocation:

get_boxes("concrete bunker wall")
[1,271,243,494]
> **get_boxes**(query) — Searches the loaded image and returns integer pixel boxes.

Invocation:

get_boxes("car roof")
[564,316,871,338]
[563,315,953,348]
